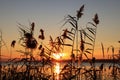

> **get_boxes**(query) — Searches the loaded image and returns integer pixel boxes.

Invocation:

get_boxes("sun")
[53,54,61,59]
[52,53,64,60]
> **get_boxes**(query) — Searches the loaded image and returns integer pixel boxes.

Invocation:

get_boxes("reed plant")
[1,5,120,80]
[58,4,101,80]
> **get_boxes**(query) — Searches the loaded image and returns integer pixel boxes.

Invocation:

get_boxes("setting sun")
[0,0,120,80]
[52,53,64,60]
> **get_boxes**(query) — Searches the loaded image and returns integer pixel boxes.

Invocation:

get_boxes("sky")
[0,0,120,59]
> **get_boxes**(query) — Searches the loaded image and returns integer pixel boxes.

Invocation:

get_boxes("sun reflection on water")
[52,53,63,79]
[54,62,61,80]
[54,63,60,74]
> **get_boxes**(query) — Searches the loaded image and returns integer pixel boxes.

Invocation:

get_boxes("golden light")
[52,53,64,60]
[53,54,60,59]
[54,63,60,74]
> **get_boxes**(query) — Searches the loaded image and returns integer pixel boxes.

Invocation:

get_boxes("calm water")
[1,60,119,67]
[1,61,120,80]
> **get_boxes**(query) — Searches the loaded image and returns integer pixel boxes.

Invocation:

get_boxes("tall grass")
[0,5,120,80]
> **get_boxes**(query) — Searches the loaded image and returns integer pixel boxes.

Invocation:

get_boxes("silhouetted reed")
[1,5,120,80]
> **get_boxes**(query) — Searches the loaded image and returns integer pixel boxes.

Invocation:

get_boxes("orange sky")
[0,0,120,60]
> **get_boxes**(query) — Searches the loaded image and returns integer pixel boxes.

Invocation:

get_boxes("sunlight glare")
[52,53,64,60]
[54,63,60,74]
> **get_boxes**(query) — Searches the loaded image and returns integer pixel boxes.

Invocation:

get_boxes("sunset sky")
[0,0,120,59]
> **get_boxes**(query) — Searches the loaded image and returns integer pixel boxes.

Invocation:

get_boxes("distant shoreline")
[0,58,119,63]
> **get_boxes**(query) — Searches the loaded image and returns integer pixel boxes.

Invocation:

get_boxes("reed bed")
[0,5,120,80]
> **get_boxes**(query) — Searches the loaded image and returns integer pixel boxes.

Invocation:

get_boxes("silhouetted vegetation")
[0,5,120,80]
